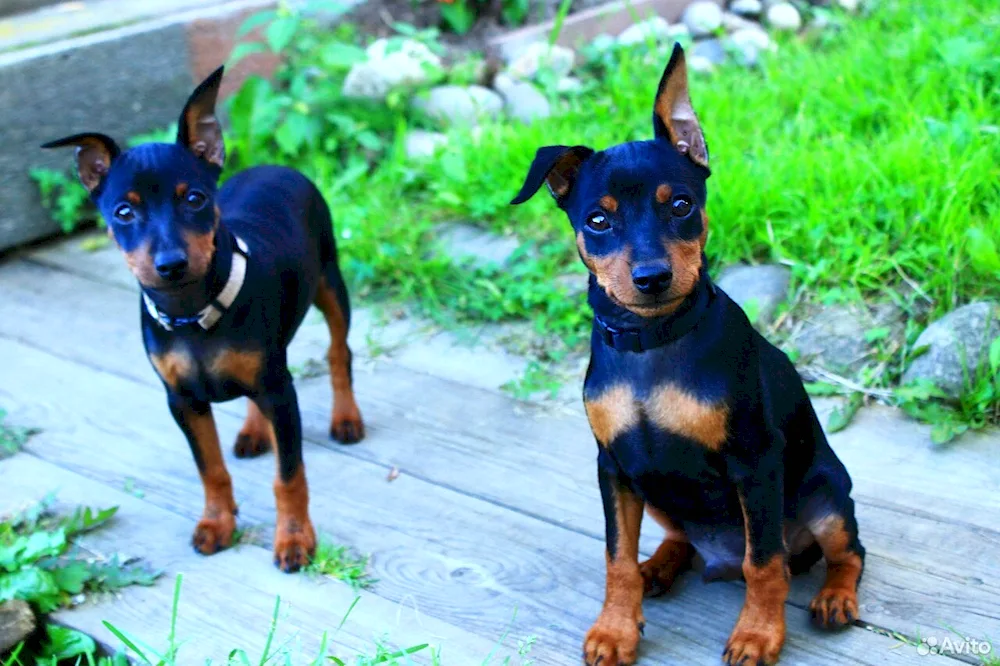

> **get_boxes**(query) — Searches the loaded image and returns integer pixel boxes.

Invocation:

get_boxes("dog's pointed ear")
[653,43,709,170]
[41,133,121,193]
[510,145,595,207]
[177,66,225,168]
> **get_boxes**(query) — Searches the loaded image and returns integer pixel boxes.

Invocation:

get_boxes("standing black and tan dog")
[511,44,864,665]
[43,67,365,572]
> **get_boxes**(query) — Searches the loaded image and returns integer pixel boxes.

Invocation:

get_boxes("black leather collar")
[594,276,716,353]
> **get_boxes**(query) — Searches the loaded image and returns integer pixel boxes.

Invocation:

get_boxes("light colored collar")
[143,235,249,332]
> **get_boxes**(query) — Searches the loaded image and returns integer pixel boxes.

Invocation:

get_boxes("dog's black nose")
[155,250,189,281]
[632,264,673,295]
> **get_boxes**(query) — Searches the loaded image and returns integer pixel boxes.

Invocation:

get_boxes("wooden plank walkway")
[1,233,998,665]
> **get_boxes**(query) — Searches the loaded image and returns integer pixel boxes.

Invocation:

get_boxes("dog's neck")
[142,223,234,319]
[588,264,715,353]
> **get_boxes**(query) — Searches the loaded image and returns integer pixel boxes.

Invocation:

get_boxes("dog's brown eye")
[586,213,610,231]
[185,191,207,209]
[671,196,693,218]
[114,204,135,223]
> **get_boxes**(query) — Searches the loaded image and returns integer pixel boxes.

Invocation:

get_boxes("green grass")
[9,574,537,666]
[304,535,376,591]
[0,410,38,457]
[291,0,998,359]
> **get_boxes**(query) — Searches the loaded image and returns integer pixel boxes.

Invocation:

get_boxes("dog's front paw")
[583,612,643,666]
[233,432,271,458]
[810,586,858,629]
[192,512,236,555]
[273,518,317,573]
[330,405,365,445]
[723,621,784,666]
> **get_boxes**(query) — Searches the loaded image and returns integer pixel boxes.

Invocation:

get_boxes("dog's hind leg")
[314,264,364,444]
[808,506,865,629]
[640,507,694,596]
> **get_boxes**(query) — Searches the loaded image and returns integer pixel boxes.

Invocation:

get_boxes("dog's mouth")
[609,291,685,317]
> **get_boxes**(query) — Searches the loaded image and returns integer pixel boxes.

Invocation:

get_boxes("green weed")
[0,493,161,614]
[304,536,376,592]
[0,410,38,457]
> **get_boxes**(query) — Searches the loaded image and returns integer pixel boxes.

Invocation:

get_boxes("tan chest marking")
[150,349,195,390]
[210,349,263,388]
[646,384,729,450]
[584,384,640,446]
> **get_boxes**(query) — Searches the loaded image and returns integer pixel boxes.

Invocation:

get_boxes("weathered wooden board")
[12,247,532,393]
[0,455,506,665]
[0,336,938,666]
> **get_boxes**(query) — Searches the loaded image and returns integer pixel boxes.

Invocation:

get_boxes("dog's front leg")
[584,453,645,666]
[724,446,789,666]
[260,372,317,573]
[168,394,237,554]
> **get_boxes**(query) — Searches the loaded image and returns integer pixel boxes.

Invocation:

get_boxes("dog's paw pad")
[192,514,236,555]
[233,433,270,458]
[583,614,642,666]
[330,412,365,445]
[273,522,317,573]
[809,588,858,629]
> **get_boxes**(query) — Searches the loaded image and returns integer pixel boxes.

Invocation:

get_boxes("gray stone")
[668,23,693,40]
[837,0,861,11]
[722,11,759,32]
[727,26,772,65]
[0,600,36,653]
[555,272,589,299]
[682,1,724,37]
[766,2,802,30]
[716,264,790,324]
[413,85,504,127]
[693,38,727,65]
[500,81,551,124]
[404,130,448,160]
[793,306,871,374]
[902,302,1000,399]
[437,223,521,268]
[343,38,441,100]
[730,0,763,17]
[556,76,584,94]
[506,42,575,80]
[590,33,618,53]
[0,22,192,251]
[688,55,717,74]
[617,16,673,45]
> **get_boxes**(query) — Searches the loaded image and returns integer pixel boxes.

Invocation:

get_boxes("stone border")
[0,0,279,253]
[488,0,721,60]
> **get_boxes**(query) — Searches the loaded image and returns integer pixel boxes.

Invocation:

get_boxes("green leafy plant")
[0,494,161,613]
[30,168,94,233]
[895,335,1000,444]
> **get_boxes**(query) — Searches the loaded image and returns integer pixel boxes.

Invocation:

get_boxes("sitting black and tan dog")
[511,44,864,666]
[43,67,365,572]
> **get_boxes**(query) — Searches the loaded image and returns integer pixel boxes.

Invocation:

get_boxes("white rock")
[728,26,772,65]
[837,0,860,12]
[500,81,551,124]
[617,16,673,45]
[365,37,440,66]
[766,2,802,31]
[668,23,692,40]
[590,33,618,53]
[682,1,724,37]
[507,42,575,80]
[414,85,504,126]
[492,72,518,96]
[693,38,727,65]
[729,0,763,17]
[688,55,717,74]
[342,38,442,100]
[404,130,448,160]
[556,76,584,93]
[722,11,758,32]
